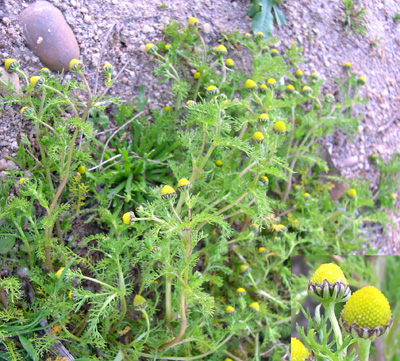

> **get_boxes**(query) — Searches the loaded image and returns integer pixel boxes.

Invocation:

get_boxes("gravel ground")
[1,0,399,253]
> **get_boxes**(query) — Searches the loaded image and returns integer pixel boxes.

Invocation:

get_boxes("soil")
[1,0,399,254]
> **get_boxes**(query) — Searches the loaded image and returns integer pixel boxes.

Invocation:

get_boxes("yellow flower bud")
[161,185,176,199]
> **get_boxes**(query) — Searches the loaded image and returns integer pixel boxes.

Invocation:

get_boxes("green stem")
[141,310,151,345]
[357,338,372,361]
[13,221,33,268]
[165,277,172,326]
[108,256,127,334]
[324,302,343,349]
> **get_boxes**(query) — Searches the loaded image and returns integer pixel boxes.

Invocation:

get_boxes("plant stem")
[108,256,127,334]
[165,277,172,326]
[324,302,343,350]
[141,310,151,345]
[357,338,372,361]
[13,221,33,269]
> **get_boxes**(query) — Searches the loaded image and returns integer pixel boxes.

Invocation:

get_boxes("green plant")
[393,13,400,23]
[292,257,399,361]
[341,0,368,35]
[248,0,287,37]
[0,15,398,361]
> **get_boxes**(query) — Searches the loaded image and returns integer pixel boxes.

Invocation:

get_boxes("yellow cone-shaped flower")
[161,185,176,199]
[341,286,392,339]
[291,337,310,361]
[244,79,257,91]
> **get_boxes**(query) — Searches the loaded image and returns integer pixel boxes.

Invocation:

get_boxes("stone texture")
[20,1,79,72]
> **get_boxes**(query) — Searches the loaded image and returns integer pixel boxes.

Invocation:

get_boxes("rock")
[142,24,154,33]
[20,1,80,72]
[0,159,7,172]
[0,67,21,95]
[340,156,359,168]
[202,23,212,34]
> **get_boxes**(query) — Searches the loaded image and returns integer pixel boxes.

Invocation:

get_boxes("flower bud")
[102,62,114,77]
[260,176,269,185]
[270,48,278,57]
[302,86,312,95]
[4,59,19,72]
[206,85,219,95]
[187,17,200,28]
[77,165,85,175]
[193,71,201,80]
[145,43,157,54]
[249,302,259,312]
[286,84,295,93]
[244,79,257,91]
[258,113,269,123]
[308,263,350,303]
[240,264,250,274]
[347,188,357,198]
[273,121,287,134]
[252,131,265,143]
[225,58,234,68]
[215,44,228,55]
[20,106,34,120]
[69,59,84,73]
[258,84,267,92]
[133,294,147,310]
[122,211,135,225]
[267,78,276,87]
[295,69,304,78]
[161,185,177,199]
[215,160,223,167]
[236,287,246,296]
[291,337,312,361]
[225,306,235,315]
[341,286,392,339]
[178,178,192,191]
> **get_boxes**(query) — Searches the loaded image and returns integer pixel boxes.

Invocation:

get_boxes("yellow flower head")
[311,71,319,79]
[193,71,201,80]
[133,294,147,310]
[270,48,278,56]
[68,290,73,299]
[391,193,396,200]
[273,121,287,134]
[295,69,303,78]
[69,58,82,71]
[286,84,295,93]
[249,302,260,312]
[178,178,192,190]
[267,78,276,86]
[39,67,50,77]
[215,160,223,167]
[206,85,219,95]
[188,17,200,27]
[344,62,352,69]
[77,165,85,175]
[19,178,26,184]
[311,263,348,285]
[259,84,267,92]
[258,247,267,254]
[347,188,357,198]
[225,306,235,315]
[161,185,176,199]
[122,211,135,225]
[215,44,228,54]
[164,44,170,51]
[252,131,265,143]
[308,263,350,303]
[145,43,157,54]
[187,100,196,106]
[4,59,18,72]
[260,176,269,185]
[240,264,250,274]
[244,79,257,91]
[236,287,246,296]
[30,76,42,88]
[303,192,311,198]
[358,76,367,85]
[291,337,310,361]
[225,58,235,67]
[258,113,269,123]
[302,86,312,95]
[255,31,265,38]
[341,286,392,339]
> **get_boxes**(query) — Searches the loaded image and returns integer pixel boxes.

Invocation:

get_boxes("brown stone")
[20,1,80,72]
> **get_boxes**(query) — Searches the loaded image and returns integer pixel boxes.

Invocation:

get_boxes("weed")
[341,0,368,35]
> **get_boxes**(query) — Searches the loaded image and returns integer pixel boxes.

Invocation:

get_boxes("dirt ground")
[1,0,400,254]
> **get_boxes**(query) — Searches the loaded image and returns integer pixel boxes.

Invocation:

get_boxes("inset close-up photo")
[291,256,400,361]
